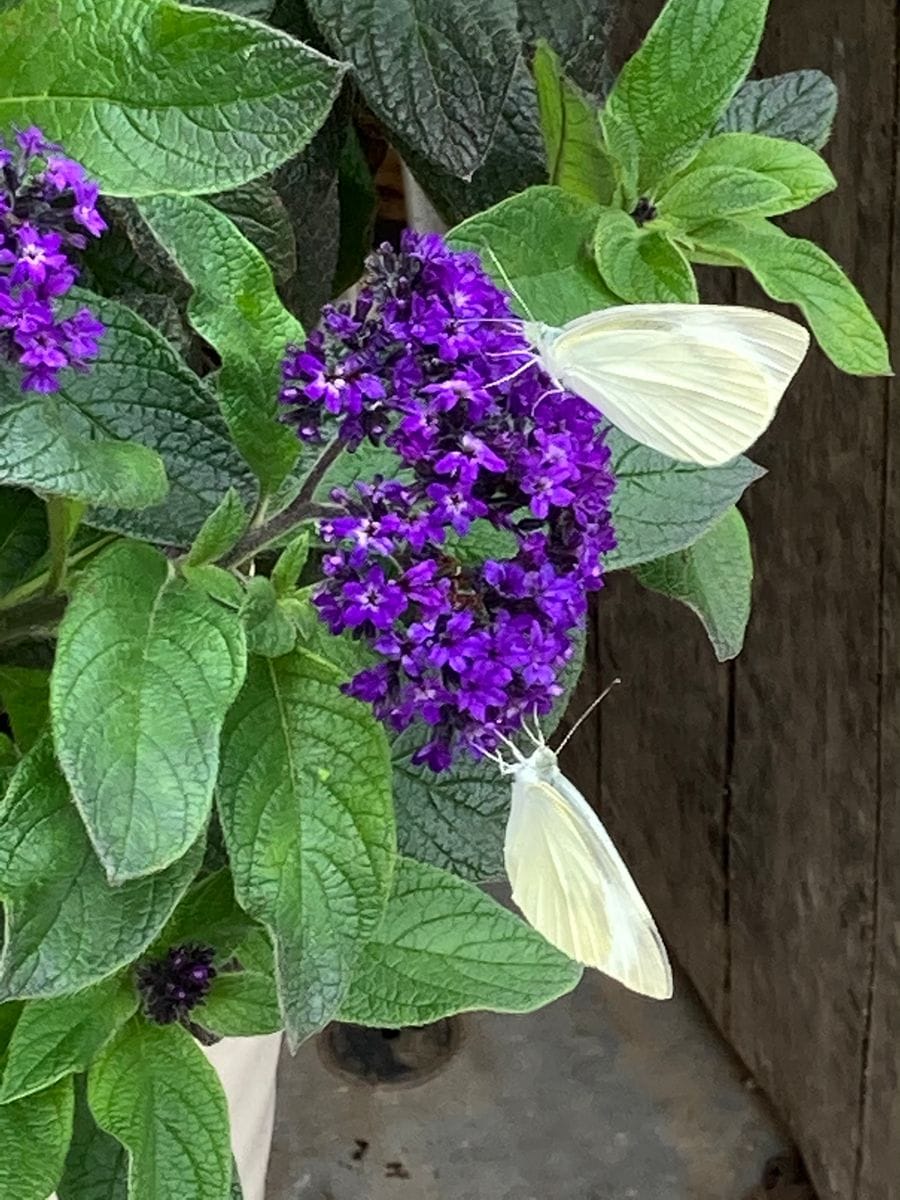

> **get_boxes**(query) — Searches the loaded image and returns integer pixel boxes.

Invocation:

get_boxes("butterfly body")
[524,303,810,467]
[501,735,673,1000]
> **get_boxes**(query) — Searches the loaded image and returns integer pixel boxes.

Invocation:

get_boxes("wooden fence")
[559,3,898,1197]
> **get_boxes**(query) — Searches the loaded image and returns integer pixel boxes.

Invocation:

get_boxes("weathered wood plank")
[857,15,899,1197]
[727,4,896,1198]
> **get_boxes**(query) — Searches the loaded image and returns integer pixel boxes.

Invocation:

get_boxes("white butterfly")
[523,304,810,467]
[487,702,673,1000]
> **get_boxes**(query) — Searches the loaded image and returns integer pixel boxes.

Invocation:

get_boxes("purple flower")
[0,128,106,392]
[137,943,217,1026]
[282,231,617,768]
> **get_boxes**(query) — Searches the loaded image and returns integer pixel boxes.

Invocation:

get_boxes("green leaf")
[208,180,298,289]
[339,858,582,1025]
[634,506,752,660]
[689,217,892,376]
[593,207,698,303]
[533,41,615,204]
[217,648,396,1046]
[606,428,765,570]
[518,0,615,95]
[0,0,345,197]
[271,531,311,596]
[306,0,519,178]
[716,70,838,150]
[0,384,167,512]
[0,976,138,1105]
[658,166,791,227]
[241,576,297,658]
[156,869,258,959]
[46,290,254,546]
[200,970,282,1037]
[449,185,620,322]
[0,666,49,752]
[187,0,275,15]
[0,1076,73,1200]
[0,490,46,598]
[661,132,836,222]
[181,563,246,611]
[0,737,204,999]
[137,195,303,496]
[88,1020,231,1200]
[186,489,249,567]
[602,0,769,192]
[57,1079,128,1200]
[51,541,247,882]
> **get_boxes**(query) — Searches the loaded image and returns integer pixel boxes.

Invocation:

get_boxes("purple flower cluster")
[0,126,106,392]
[280,232,616,770]
[137,943,217,1026]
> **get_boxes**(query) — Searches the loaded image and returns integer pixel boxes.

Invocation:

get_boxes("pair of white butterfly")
[494,295,810,998]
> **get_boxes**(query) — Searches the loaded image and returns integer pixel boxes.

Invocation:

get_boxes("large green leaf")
[449,185,620,322]
[69,291,257,546]
[0,976,138,1104]
[0,665,49,752]
[306,0,519,178]
[0,490,46,598]
[690,217,892,376]
[0,1076,73,1200]
[533,42,614,205]
[339,857,582,1025]
[602,0,769,194]
[57,1079,128,1200]
[716,70,838,150]
[605,428,765,570]
[217,648,396,1046]
[88,1020,231,1200]
[200,970,282,1037]
[0,0,345,196]
[208,179,298,288]
[592,208,698,303]
[155,868,258,959]
[660,132,836,224]
[633,506,752,660]
[137,196,303,496]
[0,737,204,999]
[0,383,167,513]
[52,541,246,881]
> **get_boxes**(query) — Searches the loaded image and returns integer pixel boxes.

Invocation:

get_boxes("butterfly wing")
[542,304,809,466]
[505,765,673,999]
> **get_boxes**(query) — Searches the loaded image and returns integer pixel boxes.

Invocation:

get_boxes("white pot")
[50,1031,283,1200]
[205,1032,283,1200]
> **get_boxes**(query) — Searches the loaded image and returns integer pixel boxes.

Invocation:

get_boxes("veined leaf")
[0,1076,73,1200]
[449,185,620,323]
[602,0,769,192]
[0,975,138,1104]
[593,207,697,303]
[200,970,282,1038]
[137,196,303,496]
[305,0,519,178]
[217,648,395,1047]
[0,737,204,999]
[634,506,752,660]
[605,428,765,570]
[690,217,892,376]
[208,179,298,288]
[57,1078,128,1200]
[0,0,345,196]
[716,69,838,150]
[339,857,582,1026]
[51,541,247,881]
[186,489,249,568]
[533,41,614,204]
[658,166,790,226]
[88,1020,231,1200]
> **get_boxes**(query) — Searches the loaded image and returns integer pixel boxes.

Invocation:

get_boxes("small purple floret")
[137,943,217,1026]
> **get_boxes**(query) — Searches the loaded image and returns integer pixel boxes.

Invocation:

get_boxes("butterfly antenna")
[483,244,536,321]
[554,678,622,754]
[525,705,545,747]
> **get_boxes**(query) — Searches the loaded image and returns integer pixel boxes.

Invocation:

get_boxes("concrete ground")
[267,968,798,1200]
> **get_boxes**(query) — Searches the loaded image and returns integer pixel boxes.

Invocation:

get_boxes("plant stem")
[45,496,73,597]
[222,440,346,569]
[0,533,116,612]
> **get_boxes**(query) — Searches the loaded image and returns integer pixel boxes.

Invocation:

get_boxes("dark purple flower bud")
[137,943,217,1026]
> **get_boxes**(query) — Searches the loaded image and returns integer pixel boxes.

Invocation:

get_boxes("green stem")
[45,497,73,597]
[0,534,116,612]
